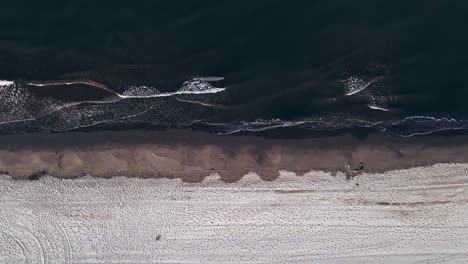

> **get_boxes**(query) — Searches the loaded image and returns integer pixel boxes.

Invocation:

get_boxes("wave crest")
[122,85,161,97]
[179,78,225,94]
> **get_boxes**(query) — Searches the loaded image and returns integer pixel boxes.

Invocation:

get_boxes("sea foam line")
[0,80,14,86]
[368,105,390,112]
[25,78,226,99]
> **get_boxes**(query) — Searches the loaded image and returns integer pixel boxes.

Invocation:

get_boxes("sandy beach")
[1,129,468,181]
[1,165,468,263]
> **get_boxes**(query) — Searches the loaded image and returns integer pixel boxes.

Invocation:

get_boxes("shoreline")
[1,129,468,182]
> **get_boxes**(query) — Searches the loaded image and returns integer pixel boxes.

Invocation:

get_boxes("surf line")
[368,104,390,112]
[175,97,231,109]
[25,79,120,96]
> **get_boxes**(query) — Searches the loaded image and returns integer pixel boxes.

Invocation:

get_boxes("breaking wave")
[0,78,226,132]
[121,85,161,97]
[343,76,385,96]
[0,80,14,86]
[342,63,391,112]
[119,78,225,99]
[1,77,468,137]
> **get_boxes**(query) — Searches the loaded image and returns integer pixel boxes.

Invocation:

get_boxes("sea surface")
[1,1,468,137]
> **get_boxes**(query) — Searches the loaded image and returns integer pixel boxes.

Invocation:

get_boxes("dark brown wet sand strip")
[0,129,467,182]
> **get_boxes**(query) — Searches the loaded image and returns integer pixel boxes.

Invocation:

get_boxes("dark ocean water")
[1,1,468,136]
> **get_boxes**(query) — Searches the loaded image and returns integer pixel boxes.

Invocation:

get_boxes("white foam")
[178,78,224,93]
[343,76,385,96]
[121,85,161,97]
[221,119,307,135]
[118,78,225,99]
[368,104,390,112]
[0,80,14,86]
[386,116,468,137]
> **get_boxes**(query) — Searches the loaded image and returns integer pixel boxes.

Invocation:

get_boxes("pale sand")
[1,165,468,263]
[1,129,468,181]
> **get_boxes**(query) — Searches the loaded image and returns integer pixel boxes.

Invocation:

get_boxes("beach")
[1,129,468,181]
[2,130,468,263]
[1,165,468,263]
[2,2,468,263]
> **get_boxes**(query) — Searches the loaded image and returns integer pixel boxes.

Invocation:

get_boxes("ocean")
[1,1,468,136]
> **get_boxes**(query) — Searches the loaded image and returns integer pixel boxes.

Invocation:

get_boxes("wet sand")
[1,129,468,181]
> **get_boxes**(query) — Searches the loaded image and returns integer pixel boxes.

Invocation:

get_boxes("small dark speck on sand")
[28,170,48,180]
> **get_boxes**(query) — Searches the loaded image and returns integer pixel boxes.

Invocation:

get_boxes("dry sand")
[1,165,468,263]
[1,129,468,181]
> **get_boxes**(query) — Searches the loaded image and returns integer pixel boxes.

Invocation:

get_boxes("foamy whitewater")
[0,77,467,136]
[119,78,226,99]
[1,164,467,263]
